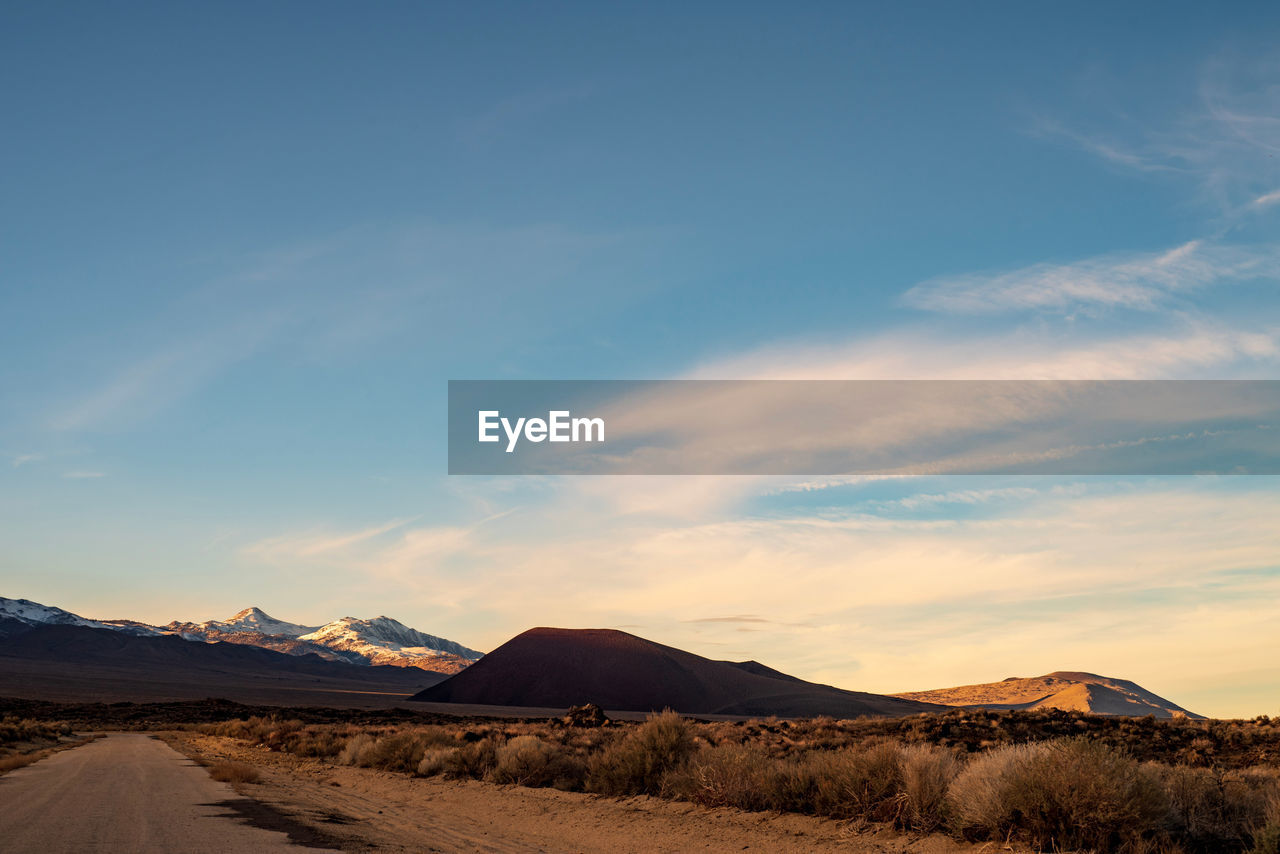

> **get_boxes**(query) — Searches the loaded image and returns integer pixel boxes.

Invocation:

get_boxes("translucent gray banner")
[447,380,1280,475]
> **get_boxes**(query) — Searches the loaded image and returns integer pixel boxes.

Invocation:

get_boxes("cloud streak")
[1037,56,1280,216]
[901,240,1280,315]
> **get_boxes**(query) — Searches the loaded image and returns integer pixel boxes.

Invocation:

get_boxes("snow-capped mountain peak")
[1,596,102,628]
[0,596,162,637]
[299,616,482,667]
[200,607,319,638]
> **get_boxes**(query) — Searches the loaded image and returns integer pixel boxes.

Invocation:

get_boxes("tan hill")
[893,671,1203,719]
[413,627,943,718]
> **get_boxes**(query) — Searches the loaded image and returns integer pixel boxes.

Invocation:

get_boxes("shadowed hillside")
[0,624,444,707]
[412,627,940,717]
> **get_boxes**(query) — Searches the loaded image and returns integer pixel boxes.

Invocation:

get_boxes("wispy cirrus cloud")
[1254,189,1280,208]
[901,240,1280,315]
[49,315,282,433]
[456,83,599,144]
[241,512,514,593]
[685,615,777,624]
[243,517,417,561]
[1035,56,1280,215]
[39,219,662,437]
[690,320,1280,381]
[1031,117,1186,175]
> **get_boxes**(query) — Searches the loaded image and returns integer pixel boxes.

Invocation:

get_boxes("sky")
[2,2,1280,718]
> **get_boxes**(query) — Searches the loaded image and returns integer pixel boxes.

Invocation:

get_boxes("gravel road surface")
[0,733,331,853]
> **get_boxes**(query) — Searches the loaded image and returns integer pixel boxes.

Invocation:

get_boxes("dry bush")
[587,710,695,796]
[897,743,959,831]
[417,747,456,777]
[0,716,67,747]
[948,739,1168,851]
[492,735,555,785]
[443,738,500,780]
[1253,798,1280,854]
[361,732,428,773]
[288,728,349,758]
[947,741,1041,834]
[831,740,904,820]
[337,732,377,766]
[670,738,955,830]
[1154,763,1280,852]
[205,716,306,752]
[490,735,586,788]
[668,743,788,811]
[207,761,261,784]
[736,740,906,821]
[0,752,40,773]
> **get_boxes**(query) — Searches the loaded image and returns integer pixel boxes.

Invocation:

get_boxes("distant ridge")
[0,623,442,707]
[1,597,479,674]
[893,671,1203,719]
[412,627,940,718]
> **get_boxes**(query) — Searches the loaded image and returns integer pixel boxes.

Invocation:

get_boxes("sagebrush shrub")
[669,743,786,811]
[417,748,456,777]
[363,732,427,773]
[492,736,558,786]
[948,738,1168,851]
[897,743,959,831]
[587,710,694,796]
[337,733,377,766]
[443,738,500,780]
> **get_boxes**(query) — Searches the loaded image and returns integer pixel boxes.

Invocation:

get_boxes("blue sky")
[3,2,1280,717]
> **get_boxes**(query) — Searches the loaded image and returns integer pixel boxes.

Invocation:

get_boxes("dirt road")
[0,733,332,853]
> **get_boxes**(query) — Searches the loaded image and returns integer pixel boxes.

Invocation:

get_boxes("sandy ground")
[0,733,329,853]
[173,732,1016,854]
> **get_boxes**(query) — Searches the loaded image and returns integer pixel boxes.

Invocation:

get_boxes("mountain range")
[0,597,480,673]
[2,597,1202,718]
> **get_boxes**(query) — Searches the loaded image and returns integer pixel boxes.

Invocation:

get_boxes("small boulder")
[563,703,609,728]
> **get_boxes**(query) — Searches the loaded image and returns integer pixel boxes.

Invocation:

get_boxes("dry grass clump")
[443,738,500,780]
[359,732,430,773]
[0,716,70,748]
[897,743,960,831]
[0,752,42,773]
[416,747,456,777]
[1252,800,1280,854]
[666,743,789,812]
[0,717,89,776]
[207,761,261,784]
[587,710,695,796]
[947,739,1169,851]
[668,739,959,831]
[1153,763,1280,851]
[336,732,377,766]
[490,735,585,789]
